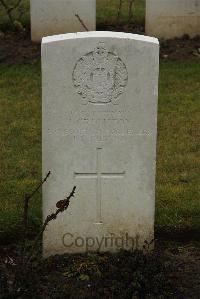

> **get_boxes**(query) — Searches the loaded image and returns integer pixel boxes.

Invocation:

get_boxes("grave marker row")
[31,0,200,42]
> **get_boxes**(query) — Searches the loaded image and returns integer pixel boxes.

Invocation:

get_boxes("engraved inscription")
[50,108,152,144]
[73,42,128,104]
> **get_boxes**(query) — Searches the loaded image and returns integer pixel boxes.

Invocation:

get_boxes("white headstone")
[42,32,159,256]
[30,0,96,42]
[146,0,200,39]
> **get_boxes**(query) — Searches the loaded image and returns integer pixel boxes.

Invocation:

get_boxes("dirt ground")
[0,241,200,299]
[164,243,200,299]
[0,30,199,64]
[0,32,40,65]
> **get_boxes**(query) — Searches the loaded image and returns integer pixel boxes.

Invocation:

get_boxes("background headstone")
[42,32,159,256]
[146,0,200,39]
[30,0,96,42]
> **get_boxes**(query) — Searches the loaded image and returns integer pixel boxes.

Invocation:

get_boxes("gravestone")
[146,0,200,39]
[30,0,96,42]
[42,32,159,256]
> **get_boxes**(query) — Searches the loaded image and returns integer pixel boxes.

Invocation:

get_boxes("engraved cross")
[74,148,125,224]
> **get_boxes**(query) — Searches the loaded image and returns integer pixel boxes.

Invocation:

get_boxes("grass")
[97,0,145,26]
[0,63,41,234]
[0,60,199,236]
[156,61,200,232]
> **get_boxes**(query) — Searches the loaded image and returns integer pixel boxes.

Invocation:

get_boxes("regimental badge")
[73,42,128,104]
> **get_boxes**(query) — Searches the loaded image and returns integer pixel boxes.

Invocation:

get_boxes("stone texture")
[42,32,159,256]
[30,0,96,42]
[146,0,200,39]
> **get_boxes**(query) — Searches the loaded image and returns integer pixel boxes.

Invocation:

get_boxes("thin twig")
[25,186,76,264]
[0,0,8,10]
[128,0,135,23]
[26,171,51,203]
[0,0,22,12]
[117,0,123,23]
[23,171,51,231]
[0,0,13,24]
[21,171,51,259]
[12,0,23,11]
[0,0,23,25]
[75,14,89,31]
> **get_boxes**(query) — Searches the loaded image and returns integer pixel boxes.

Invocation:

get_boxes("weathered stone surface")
[30,0,96,42]
[146,0,200,39]
[42,32,159,256]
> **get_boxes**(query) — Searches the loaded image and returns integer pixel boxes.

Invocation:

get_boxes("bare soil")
[0,31,199,65]
[0,32,40,65]
[0,241,200,299]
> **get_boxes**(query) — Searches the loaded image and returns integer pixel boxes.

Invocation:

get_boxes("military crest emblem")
[73,43,128,104]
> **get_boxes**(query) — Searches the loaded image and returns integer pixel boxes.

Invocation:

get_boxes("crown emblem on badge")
[73,42,128,104]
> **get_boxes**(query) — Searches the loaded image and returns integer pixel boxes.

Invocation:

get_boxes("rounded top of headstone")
[42,31,159,46]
